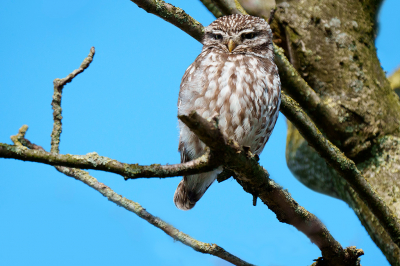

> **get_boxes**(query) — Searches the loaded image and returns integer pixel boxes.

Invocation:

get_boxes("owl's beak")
[228,39,237,52]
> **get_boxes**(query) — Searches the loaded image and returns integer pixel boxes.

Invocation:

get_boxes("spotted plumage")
[174,14,281,210]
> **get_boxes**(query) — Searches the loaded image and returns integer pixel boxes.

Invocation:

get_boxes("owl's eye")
[242,33,257,39]
[213,34,223,40]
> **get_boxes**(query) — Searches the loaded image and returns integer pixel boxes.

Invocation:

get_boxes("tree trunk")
[270,0,400,264]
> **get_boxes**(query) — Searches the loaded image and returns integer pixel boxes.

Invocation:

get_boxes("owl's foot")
[207,112,220,125]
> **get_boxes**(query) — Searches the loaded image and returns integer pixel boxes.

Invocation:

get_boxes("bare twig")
[46,44,254,265]
[9,127,254,266]
[51,47,95,153]
[0,141,219,179]
[0,0,394,264]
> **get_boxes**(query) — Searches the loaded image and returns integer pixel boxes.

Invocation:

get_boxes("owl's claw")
[207,113,220,126]
[242,145,253,158]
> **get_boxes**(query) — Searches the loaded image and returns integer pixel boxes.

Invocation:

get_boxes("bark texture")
[238,0,275,18]
[276,0,400,264]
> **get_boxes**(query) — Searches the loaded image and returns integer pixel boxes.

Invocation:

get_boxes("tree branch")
[179,111,363,265]
[128,0,400,249]
[7,43,254,265]
[0,0,393,264]
[10,127,254,266]
[129,0,204,42]
[130,0,339,147]
[273,45,338,130]
[0,140,218,179]
[280,93,400,249]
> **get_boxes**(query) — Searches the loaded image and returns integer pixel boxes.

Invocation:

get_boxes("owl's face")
[203,14,273,57]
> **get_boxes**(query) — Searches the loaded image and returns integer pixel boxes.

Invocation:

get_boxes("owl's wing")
[177,61,198,164]
[178,58,194,105]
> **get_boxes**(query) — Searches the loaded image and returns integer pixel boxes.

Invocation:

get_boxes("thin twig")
[50,47,95,153]
[10,127,254,266]
[0,0,393,264]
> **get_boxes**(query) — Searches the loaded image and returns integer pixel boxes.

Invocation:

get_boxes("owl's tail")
[173,167,222,210]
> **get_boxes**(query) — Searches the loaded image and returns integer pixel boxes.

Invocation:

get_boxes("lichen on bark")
[275,0,400,157]
[279,1,400,264]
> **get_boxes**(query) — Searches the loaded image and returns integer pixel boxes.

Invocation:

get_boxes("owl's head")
[203,14,273,57]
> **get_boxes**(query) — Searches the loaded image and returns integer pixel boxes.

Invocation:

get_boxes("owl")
[174,14,281,210]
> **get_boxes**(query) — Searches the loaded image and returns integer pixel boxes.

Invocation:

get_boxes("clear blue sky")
[0,1,399,265]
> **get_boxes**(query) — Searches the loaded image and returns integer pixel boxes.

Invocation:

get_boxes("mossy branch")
[0,138,218,180]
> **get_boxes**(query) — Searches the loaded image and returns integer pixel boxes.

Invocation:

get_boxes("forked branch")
[126,0,400,250]
[10,126,254,266]
[179,111,363,265]
[7,46,254,266]
[51,47,95,153]
[0,0,395,265]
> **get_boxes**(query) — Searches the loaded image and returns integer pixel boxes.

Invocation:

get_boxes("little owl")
[174,14,281,210]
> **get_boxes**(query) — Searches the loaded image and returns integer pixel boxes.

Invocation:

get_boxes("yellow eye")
[213,34,222,40]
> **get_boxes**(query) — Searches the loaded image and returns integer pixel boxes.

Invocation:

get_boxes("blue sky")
[0,0,399,265]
